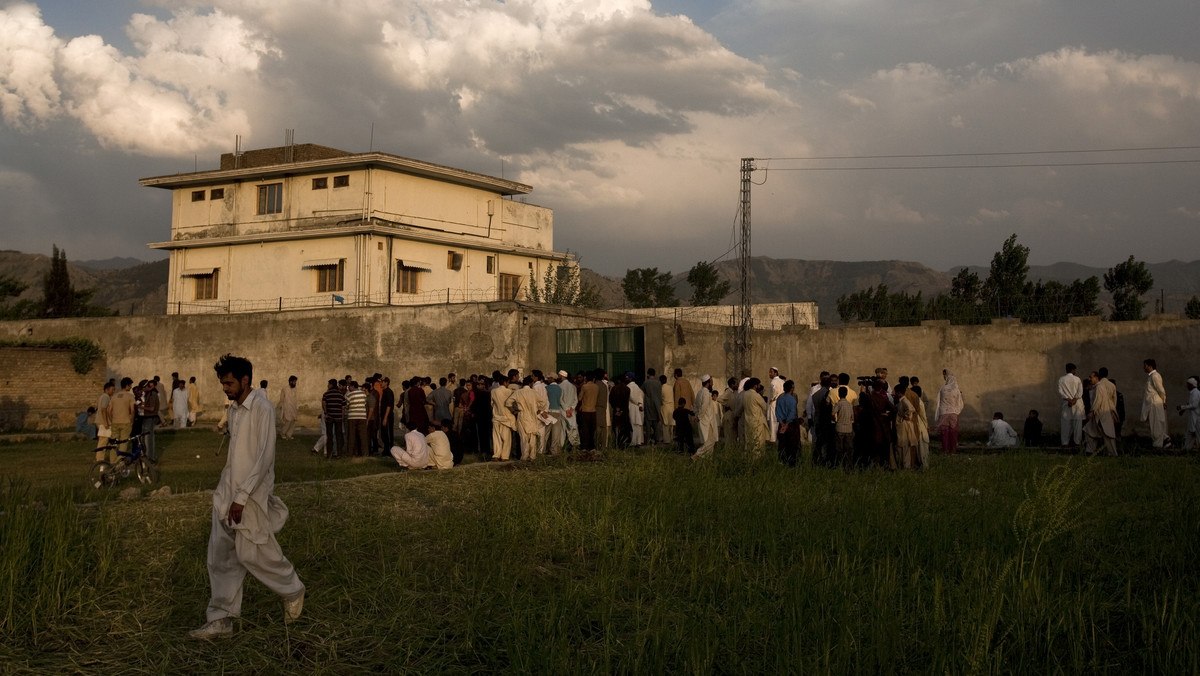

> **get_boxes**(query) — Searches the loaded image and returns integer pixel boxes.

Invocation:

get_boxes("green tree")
[981,234,1030,318]
[527,260,601,308]
[685,261,731,306]
[622,267,677,308]
[1104,255,1154,321]
[37,245,115,318]
[42,245,76,318]
[1185,295,1200,320]
[835,284,924,327]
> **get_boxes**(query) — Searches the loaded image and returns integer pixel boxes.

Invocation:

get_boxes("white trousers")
[390,446,426,469]
[1147,406,1168,447]
[1060,405,1082,445]
[548,412,566,453]
[519,428,542,460]
[205,508,303,622]
[695,418,719,459]
[492,423,513,460]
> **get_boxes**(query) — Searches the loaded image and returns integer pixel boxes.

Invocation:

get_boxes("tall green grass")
[1,449,1197,672]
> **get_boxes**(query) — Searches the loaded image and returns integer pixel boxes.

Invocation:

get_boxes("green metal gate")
[556,327,645,378]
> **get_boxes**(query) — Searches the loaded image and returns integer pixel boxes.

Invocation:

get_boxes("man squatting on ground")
[190,354,305,640]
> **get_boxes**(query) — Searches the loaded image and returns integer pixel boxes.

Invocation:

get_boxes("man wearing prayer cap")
[766,367,786,443]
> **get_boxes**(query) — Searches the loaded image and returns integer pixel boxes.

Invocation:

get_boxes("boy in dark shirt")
[672,398,695,455]
[1022,409,1043,447]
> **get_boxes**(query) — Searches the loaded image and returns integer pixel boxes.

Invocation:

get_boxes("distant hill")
[0,250,166,316]
[74,257,154,271]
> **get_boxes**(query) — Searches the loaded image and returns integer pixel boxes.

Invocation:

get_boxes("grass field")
[2,432,1198,673]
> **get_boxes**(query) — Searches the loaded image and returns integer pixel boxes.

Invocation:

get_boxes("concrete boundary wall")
[2,306,1197,436]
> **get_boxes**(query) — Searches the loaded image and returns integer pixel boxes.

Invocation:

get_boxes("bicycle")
[88,433,160,489]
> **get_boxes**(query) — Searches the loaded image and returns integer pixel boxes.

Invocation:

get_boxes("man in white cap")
[694,375,720,459]
[766,367,785,442]
[1177,376,1200,451]
[558,370,579,450]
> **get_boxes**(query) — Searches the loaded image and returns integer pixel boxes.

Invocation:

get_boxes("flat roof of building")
[139,144,533,196]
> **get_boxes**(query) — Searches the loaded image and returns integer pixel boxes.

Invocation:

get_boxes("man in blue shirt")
[775,380,800,466]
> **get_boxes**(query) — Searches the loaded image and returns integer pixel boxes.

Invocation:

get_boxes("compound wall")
[1,305,1196,436]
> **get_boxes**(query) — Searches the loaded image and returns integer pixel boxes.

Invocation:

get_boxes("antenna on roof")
[284,129,295,163]
[370,123,374,152]
[234,135,242,169]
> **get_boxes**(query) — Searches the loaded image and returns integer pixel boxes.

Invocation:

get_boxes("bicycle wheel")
[136,456,159,484]
[88,461,117,489]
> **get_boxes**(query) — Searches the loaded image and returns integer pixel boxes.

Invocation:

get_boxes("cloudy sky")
[3,0,1199,276]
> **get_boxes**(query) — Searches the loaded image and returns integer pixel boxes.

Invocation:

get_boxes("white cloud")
[0,2,62,127]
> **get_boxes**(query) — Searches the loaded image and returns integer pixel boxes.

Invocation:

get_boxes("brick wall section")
[0,347,107,432]
[219,144,353,170]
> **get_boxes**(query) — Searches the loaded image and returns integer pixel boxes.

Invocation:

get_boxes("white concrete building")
[142,143,568,314]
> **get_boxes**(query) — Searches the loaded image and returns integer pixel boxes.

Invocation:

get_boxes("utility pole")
[732,158,755,380]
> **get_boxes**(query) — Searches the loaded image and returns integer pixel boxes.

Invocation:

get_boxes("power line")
[758,158,1200,171]
[759,144,1200,162]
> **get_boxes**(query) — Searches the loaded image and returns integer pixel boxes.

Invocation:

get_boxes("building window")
[316,260,344,292]
[398,265,421,294]
[333,174,350,188]
[257,183,283,214]
[312,177,328,190]
[486,256,495,274]
[499,273,522,300]
[191,190,205,202]
[447,251,463,271]
[210,188,224,200]
[194,270,218,300]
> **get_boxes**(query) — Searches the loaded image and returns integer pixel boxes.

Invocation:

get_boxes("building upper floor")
[140,143,553,253]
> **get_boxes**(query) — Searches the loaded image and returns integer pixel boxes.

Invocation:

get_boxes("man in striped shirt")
[320,379,346,458]
[345,381,369,458]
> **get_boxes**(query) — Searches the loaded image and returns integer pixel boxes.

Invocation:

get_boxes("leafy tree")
[950,267,982,303]
[527,260,602,309]
[38,245,116,319]
[1104,255,1154,321]
[836,284,924,327]
[980,234,1029,318]
[686,261,732,306]
[622,267,677,308]
[42,245,75,318]
[1186,295,1200,320]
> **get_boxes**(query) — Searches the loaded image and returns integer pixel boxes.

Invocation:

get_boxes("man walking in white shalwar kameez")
[190,355,304,640]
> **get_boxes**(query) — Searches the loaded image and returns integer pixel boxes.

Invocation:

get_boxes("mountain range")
[3,250,1197,324]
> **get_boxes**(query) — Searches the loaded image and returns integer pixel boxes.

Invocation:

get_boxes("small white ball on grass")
[195,454,201,458]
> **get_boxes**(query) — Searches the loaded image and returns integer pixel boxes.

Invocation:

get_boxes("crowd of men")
[86,357,1199,472]
[88,372,203,464]
[297,366,958,472]
[1055,358,1200,455]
